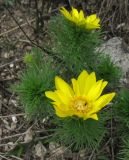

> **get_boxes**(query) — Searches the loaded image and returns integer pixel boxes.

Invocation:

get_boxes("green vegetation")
[12,8,129,158]
[13,48,57,119]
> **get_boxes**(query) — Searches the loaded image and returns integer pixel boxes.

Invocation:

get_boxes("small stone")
[35,142,47,160]
[11,116,17,123]
[4,53,9,58]
[19,18,23,23]
[16,65,19,69]
[9,63,14,68]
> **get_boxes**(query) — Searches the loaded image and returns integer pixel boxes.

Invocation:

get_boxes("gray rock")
[98,37,129,78]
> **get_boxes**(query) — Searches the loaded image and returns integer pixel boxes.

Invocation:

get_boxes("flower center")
[71,97,90,113]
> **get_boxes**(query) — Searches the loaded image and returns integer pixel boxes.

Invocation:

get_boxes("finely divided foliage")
[53,117,106,150]
[13,48,56,119]
[49,15,101,74]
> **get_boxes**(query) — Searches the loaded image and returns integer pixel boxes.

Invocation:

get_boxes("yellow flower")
[45,70,115,120]
[60,7,85,26]
[60,7,100,30]
[85,14,100,30]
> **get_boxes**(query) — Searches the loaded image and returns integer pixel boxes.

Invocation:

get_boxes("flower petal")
[71,7,79,19]
[77,70,89,94]
[60,7,72,21]
[100,81,108,94]
[45,91,70,108]
[79,10,85,22]
[55,90,70,106]
[87,80,108,101]
[71,78,80,96]
[55,76,73,97]
[83,72,96,96]
[82,113,98,120]
[94,92,116,112]
[85,14,100,29]
[89,114,98,120]
[54,105,73,117]
[45,91,60,102]
[86,14,97,23]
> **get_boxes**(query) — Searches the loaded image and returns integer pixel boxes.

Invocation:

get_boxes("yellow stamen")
[71,97,91,113]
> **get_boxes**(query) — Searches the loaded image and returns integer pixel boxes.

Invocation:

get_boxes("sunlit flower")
[45,70,115,120]
[60,7,85,26]
[85,14,100,29]
[60,7,100,30]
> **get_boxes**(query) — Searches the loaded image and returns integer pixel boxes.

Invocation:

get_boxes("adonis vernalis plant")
[45,70,115,120]
[12,5,123,156]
